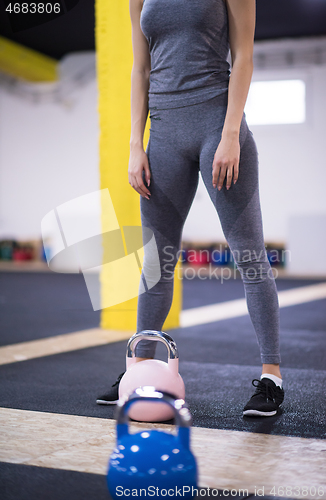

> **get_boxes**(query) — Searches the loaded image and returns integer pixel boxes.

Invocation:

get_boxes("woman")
[97,0,284,417]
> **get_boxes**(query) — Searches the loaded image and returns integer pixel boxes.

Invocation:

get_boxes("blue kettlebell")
[107,386,198,499]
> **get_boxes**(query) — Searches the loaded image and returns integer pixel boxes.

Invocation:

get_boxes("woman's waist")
[148,82,229,110]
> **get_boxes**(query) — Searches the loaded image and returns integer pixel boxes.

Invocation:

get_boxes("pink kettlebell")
[118,330,185,422]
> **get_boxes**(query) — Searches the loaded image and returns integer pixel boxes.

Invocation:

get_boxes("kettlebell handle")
[115,387,192,428]
[126,330,179,359]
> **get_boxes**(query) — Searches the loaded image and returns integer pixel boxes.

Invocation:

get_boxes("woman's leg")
[198,95,281,369]
[135,105,201,358]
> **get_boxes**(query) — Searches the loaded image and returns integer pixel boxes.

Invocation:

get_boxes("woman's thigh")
[199,110,266,257]
[141,106,200,252]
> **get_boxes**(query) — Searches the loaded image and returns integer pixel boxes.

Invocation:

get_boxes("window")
[244,79,306,125]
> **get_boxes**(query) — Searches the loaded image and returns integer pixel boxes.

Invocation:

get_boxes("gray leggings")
[135,92,281,364]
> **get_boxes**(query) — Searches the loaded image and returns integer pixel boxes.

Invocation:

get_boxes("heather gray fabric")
[135,92,281,364]
[140,0,230,109]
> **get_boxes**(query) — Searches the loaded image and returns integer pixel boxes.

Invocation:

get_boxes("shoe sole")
[243,409,277,417]
[96,399,118,405]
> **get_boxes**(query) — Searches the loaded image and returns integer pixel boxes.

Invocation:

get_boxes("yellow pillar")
[95,0,182,332]
[0,36,58,82]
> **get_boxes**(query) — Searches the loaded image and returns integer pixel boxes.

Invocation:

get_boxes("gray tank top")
[140,0,230,109]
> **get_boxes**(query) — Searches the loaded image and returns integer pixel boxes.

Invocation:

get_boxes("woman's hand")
[212,132,240,190]
[128,143,151,200]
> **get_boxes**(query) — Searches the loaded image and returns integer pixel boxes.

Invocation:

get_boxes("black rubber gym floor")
[0,271,325,500]
[0,462,290,500]
[0,272,324,346]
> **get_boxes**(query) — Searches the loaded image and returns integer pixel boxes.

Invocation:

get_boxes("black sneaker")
[96,372,125,405]
[243,377,284,417]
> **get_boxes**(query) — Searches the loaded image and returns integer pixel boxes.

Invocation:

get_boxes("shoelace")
[111,372,125,387]
[251,378,277,403]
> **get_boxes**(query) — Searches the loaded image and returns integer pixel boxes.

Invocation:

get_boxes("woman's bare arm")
[212,0,256,190]
[129,0,152,198]
[223,0,255,136]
